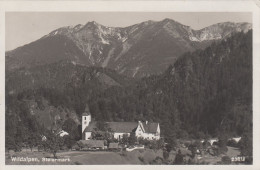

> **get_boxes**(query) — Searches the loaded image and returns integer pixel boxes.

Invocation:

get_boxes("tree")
[62,118,80,148]
[165,137,177,152]
[64,135,76,150]
[121,134,129,145]
[174,149,184,165]
[150,139,165,150]
[239,132,252,164]
[43,130,64,158]
[129,132,137,145]
[5,136,17,152]
[188,140,202,158]
[217,133,228,154]
[27,133,41,151]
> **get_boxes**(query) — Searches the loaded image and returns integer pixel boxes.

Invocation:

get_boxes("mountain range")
[5,16,252,147]
[6,18,252,77]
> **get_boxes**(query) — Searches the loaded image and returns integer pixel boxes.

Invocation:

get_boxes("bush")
[187,158,195,164]
[174,150,184,165]
[202,142,211,149]
[239,132,252,158]
[184,142,191,148]
[227,139,239,147]
[150,156,164,165]
[213,146,228,156]
[212,141,218,146]
[72,144,80,151]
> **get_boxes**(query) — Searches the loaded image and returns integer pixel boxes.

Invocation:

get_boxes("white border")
[0,1,259,170]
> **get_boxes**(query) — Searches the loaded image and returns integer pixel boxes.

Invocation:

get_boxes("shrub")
[212,141,218,146]
[202,141,211,149]
[227,139,239,147]
[239,132,252,158]
[72,144,80,151]
[150,156,164,165]
[174,150,184,165]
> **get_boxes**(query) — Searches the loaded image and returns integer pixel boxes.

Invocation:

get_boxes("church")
[81,112,160,141]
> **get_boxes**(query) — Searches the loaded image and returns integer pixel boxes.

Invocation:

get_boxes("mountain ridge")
[6,18,252,77]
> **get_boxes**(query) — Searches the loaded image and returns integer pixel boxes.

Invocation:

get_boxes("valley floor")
[5,146,240,165]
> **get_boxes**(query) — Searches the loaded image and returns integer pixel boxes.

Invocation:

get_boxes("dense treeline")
[6,31,252,155]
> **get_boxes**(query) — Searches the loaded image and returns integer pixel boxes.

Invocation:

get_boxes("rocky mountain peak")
[7,19,252,78]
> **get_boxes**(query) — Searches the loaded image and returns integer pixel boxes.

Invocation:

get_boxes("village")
[6,110,246,165]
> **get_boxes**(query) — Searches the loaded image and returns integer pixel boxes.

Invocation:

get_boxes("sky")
[5,12,252,51]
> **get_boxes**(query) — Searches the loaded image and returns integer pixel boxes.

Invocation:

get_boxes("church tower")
[82,112,91,133]
[82,104,91,133]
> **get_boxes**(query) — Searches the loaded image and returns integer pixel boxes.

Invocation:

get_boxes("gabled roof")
[107,122,138,133]
[83,121,158,134]
[78,140,104,148]
[108,143,119,149]
[84,121,138,133]
[142,122,159,133]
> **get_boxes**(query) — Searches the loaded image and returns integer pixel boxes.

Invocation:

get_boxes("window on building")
[85,117,86,120]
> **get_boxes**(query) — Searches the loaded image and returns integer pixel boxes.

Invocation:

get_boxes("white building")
[57,130,69,137]
[81,112,160,140]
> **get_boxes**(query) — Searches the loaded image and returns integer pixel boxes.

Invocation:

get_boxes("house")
[209,138,218,145]
[108,143,119,150]
[57,130,69,137]
[230,137,241,143]
[81,112,160,141]
[200,138,218,146]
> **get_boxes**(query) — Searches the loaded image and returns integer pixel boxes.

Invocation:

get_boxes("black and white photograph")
[1,0,260,168]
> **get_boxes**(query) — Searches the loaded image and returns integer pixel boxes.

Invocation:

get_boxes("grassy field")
[5,149,165,165]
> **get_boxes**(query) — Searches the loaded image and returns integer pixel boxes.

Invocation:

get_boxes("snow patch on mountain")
[100,35,110,44]
[102,48,115,67]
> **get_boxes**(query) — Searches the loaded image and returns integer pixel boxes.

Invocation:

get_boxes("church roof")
[84,121,158,134]
[84,121,137,133]
[107,122,138,133]
[82,112,90,116]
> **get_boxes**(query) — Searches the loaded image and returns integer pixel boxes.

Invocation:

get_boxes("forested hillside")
[5,30,252,151]
[88,30,252,138]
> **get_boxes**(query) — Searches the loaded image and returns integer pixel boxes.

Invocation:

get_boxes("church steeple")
[82,104,91,133]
